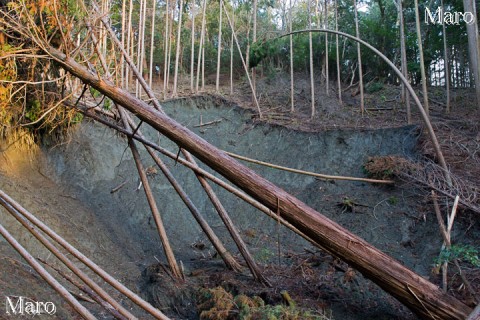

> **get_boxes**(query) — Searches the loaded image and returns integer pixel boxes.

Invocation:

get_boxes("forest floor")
[147,72,480,319]
[0,72,479,319]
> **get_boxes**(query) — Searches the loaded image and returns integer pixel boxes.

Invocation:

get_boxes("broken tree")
[47,45,471,319]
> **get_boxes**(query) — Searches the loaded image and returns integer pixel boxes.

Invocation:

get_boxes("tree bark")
[324,0,329,96]
[398,0,410,122]
[172,0,183,97]
[222,1,262,117]
[0,220,97,320]
[252,0,257,104]
[308,0,315,117]
[441,0,450,112]
[136,0,146,97]
[216,0,223,93]
[230,7,234,95]
[463,0,480,107]
[289,0,294,111]
[353,0,364,113]
[166,6,173,94]
[190,5,195,92]
[163,0,170,97]
[126,0,134,89]
[49,46,471,320]
[414,0,429,115]
[148,0,156,88]
[121,0,127,88]
[335,0,341,104]
[181,150,270,285]
[124,115,183,279]
[196,0,207,92]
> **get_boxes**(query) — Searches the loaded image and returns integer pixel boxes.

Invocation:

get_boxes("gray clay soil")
[1,96,477,319]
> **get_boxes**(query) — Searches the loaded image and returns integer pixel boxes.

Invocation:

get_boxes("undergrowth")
[197,287,332,320]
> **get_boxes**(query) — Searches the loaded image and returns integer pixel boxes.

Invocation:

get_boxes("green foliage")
[25,100,42,122]
[365,82,383,93]
[249,40,278,69]
[436,245,480,267]
[197,287,332,320]
[255,247,275,263]
[387,196,398,205]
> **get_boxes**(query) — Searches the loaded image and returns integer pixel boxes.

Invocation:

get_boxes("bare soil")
[0,72,479,319]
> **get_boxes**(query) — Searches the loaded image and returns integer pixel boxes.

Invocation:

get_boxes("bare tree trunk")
[126,0,134,89]
[414,0,429,115]
[181,151,270,284]
[441,0,450,112]
[51,46,472,319]
[216,0,223,93]
[324,0,329,96]
[201,39,205,90]
[88,21,183,280]
[190,5,196,92]
[308,0,315,118]
[196,0,207,92]
[289,0,294,111]
[0,222,97,320]
[173,0,184,97]
[136,0,146,97]
[463,0,480,108]
[353,0,364,113]
[167,6,173,93]
[335,0,341,104]
[163,0,170,98]
[222,1,262,117]
[124,116,183,279]
[230,7,234,95]
[148,0,156,88]
[252,0,257,104]
[398,0,410,122]
[121,0,126,88]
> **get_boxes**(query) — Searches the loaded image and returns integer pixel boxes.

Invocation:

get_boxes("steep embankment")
[0,96,432,319]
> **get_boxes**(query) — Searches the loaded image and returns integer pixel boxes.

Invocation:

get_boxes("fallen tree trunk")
[48,46,471,319]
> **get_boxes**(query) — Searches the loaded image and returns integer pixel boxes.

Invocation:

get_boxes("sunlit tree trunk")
[166,6,173,94]
[289,0,294,112]
[126,0,133,89]
[99,0,109,58]
[196,0,207,92]
[190,5,196,92]
[353,0,364,113]
[141,0,147,83]
[148,0,156,88]
[216,0,223,93]
[222,0,262,117]
[163,0,170,98]
[414,0,429,115]
[308,0,315,118]
[121,0,126,88]
[173,0,184,96]
[398,0,410,122]
[335,0,341,104]
[136,0,146,97]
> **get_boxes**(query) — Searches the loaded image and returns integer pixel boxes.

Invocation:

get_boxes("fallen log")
[48,46,471,319]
